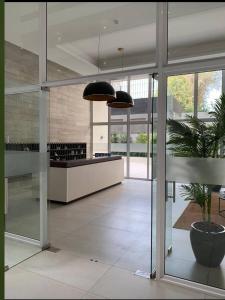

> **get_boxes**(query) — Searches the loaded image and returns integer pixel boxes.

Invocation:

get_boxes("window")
[198,70,222,119]
[167,74,194,119]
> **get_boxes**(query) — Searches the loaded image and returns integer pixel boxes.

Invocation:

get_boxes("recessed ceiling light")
[103,61,107,65]
[57,69,61,72]
[103,26,107,30]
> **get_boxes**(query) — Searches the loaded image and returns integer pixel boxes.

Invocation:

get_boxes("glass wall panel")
[5,91,48,269]
[130,75,149,122]
[167,74,194,119]
[110,124,127,177]
[47,2,156,81]
[93,125,108,155]
[168,2,225,63]
[5,3,40,88]
[130,124,148,178]
[198,70,222,119]
[165,72,225,290]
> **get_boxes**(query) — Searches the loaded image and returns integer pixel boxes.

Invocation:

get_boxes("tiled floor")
[5,180,225,299]
[48,180,151,270]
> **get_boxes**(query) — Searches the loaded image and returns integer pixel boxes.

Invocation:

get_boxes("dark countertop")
[50,155,122,168]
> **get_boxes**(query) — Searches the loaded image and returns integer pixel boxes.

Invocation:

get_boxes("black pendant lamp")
[107,90,134,108]
[83,81,115,101]
[83,31,115,102]
[107,48,133,108]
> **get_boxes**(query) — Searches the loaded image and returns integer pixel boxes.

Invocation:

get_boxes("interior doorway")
[47,73,158,278]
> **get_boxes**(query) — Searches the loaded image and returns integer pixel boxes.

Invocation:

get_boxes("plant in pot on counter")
[167,93,225,268]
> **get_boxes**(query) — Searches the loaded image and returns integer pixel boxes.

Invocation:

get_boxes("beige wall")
[49,84,91,157]
[5,42,91,157]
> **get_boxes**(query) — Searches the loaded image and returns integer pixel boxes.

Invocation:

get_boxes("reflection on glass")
[110,124,127,177]
[198,71,222,119]
[5,3,40,88]
[168,2,225,63]
[167,74,194,119]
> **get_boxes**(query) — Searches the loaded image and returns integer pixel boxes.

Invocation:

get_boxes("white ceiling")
[5,2,225,76]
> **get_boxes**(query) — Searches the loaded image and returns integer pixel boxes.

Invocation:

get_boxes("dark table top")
[50,155,122,168]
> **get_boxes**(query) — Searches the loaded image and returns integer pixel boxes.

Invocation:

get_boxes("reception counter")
[48,156,124,203]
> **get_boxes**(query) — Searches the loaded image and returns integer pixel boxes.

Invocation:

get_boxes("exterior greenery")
[167,93,225,223]
[168,71,221,113]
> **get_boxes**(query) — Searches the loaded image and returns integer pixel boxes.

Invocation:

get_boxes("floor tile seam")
[86,263,115,296]
[109,247,130,269]
[6,250,43,271]
[9,265,89,295]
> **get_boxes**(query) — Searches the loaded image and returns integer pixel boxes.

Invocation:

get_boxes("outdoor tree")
[167,72,221,113]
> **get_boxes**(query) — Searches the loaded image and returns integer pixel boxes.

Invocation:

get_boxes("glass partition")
[5,91,49,269]
[165,71,225,290]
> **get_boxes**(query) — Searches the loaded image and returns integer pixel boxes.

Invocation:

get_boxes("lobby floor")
[5,180,224,298]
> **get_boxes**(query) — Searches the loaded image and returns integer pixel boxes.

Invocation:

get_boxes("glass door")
[5,90,49,269]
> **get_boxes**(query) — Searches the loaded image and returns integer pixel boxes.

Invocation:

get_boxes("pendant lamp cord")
[118,47,124,91]
[97,32,101,74]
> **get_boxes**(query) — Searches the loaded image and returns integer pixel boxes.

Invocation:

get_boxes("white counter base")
[48,158,124,203]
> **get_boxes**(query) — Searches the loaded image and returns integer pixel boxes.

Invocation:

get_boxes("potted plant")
[167,93,225,268]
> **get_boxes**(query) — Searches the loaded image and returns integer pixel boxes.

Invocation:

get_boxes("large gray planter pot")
[190,221,225,268]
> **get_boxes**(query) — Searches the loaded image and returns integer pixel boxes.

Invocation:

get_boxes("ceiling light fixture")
[107,48,134,108]
[83,29,115,102]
